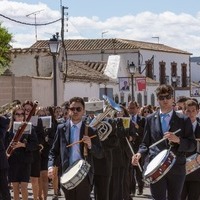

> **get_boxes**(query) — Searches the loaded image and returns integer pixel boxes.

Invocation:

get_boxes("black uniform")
[181,120,200,200]
[93,118,118,200]
[0,116,11,200]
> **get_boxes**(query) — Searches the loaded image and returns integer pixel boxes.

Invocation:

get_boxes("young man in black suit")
[132,84,196,200]
[0,116,11,200]
[181,99,200,200]
[128,101,145,196]
[48,97,102,200]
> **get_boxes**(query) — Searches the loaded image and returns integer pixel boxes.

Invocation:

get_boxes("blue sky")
[2,0,200,56]
[12,0,200,18]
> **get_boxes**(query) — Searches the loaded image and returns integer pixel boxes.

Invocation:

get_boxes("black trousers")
[131,165,144,194]
[181,181,200,200]
[150,166,185,200]
[62,175,91,200]
[93,175,111,200]
[109,167,124,200]
[0,169,11,200]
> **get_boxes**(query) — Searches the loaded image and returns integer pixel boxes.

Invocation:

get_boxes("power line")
[0,13,61,26]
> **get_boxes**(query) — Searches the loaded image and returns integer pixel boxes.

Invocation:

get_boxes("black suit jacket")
[0,116,10,170]
[48,119,103,184]
[138,110,196,167]
[186,120,200,181]
[131,115,145,152]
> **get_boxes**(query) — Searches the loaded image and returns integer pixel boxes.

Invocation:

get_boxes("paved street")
[11,183,152,200]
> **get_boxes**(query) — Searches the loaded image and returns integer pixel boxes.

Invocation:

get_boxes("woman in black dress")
[6,105,38,200]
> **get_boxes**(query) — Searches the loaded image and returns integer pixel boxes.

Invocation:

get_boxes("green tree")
[0,23,12,74]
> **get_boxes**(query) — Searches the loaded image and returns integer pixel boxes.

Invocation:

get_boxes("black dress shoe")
[137,190,143,195]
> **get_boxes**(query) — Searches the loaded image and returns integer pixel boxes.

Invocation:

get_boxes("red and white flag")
[135,77,146,91]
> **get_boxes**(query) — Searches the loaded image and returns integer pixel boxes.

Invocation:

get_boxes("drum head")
[144,149,168,176]
[60,160,84,184]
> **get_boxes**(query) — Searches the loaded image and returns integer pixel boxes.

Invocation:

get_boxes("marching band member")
[48,97,103,200]
[22,100,43,200]
[35,107,51,200]
[0,115,11,200]
[6,105,38,200]
[109,106,135,200]
[181,99,200,200]
[132,84,196,200]
[93,117,118,200]
[128,101,145,196]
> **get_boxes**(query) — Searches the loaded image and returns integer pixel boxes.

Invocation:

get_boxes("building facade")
[7,38,195,107]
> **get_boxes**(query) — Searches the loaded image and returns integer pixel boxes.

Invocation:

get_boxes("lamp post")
[171,74,177,101]
[128,61,137,101]
[49,34,60,106]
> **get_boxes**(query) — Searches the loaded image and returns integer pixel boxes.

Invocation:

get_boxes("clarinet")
[6,101,38,157]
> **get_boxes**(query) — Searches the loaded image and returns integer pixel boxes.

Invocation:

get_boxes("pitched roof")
[66,60,109,82]
[11,38,191,55]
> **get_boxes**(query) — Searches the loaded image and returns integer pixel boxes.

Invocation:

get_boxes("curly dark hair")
[155,85,174,97]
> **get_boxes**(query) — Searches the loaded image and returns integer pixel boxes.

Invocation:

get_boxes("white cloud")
[1,1,200,56]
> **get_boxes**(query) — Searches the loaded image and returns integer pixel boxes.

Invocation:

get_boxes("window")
[151,93,155,107]
[99,88,113,100]
[137,93,142,107]
[159,61,166,84]
[83,97,89,102]
[146,60,154,79]
[181,64,187,87]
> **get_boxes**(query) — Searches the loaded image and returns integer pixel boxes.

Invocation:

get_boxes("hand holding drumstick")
[132,152,142,167]
[66,135,97,148]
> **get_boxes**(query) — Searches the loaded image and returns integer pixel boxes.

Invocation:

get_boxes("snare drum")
[144,149,176,184]
[60,159,91,190]
[186,153,200,175]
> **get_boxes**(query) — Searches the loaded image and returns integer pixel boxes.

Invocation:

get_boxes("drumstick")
[149,128,181,149]
[66,135,97,148]
[125,137,143,172]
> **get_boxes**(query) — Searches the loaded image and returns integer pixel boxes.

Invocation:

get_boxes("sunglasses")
[15,113,24,117]
[69,107,82,112]
[158,94,172,101]
[144,110,150,113]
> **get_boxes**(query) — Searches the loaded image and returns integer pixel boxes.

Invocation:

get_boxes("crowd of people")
[0,84,200,200]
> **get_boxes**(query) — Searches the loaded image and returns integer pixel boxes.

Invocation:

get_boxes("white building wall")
[191,62,200,83]
[10,46,195,107]
[64,81,101,101]
[10,52,52,77]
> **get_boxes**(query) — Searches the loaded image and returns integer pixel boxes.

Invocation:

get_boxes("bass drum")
[60,159,91,190]
[144,149,176,184]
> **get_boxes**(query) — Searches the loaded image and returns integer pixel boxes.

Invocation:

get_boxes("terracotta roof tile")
[66,60,109,82]
[26,38,191,55]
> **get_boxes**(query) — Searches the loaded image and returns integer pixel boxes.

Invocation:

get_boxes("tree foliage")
[0,23,12,74]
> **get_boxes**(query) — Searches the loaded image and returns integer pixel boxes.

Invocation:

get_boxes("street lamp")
[49,34,60,106]
[128,61,137,101]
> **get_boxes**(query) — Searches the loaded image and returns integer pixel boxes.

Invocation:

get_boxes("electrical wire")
[0,13,61,26]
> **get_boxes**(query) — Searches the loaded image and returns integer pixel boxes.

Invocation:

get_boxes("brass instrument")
[0,100,21,116]
[96,120,112,141]
[6,100,38,157]
[89,95,122,141]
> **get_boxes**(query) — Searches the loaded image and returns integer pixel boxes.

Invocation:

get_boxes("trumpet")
[0,100,21,116]
[89,95,122,141]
